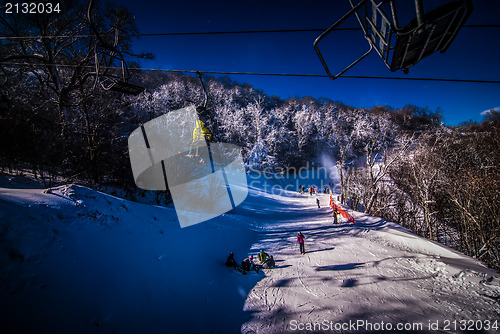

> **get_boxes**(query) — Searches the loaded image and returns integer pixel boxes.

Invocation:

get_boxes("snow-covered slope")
[0,179,260,333]
[0,175,498,334]
[243,209,499,334]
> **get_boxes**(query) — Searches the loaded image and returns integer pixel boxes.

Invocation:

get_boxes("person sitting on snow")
[225,252,238,269]
[250,255,263,273]
[241,257,252,271]
[263,255,276,269]
[242,256,262,273]
[258,249,270,263]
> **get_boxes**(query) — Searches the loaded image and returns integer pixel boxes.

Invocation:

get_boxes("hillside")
[0,174,498,333]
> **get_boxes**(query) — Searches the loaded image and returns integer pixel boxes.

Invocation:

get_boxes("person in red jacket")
[297,232,306,254]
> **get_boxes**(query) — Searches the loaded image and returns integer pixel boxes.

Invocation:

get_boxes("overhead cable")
[1,24,499,40]
[1,61,499,84]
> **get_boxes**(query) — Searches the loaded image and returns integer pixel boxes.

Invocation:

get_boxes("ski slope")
[0,174,498,333]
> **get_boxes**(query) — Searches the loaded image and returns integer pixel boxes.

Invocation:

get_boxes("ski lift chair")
[104,79,145,95]
[194,72,217,142]
[314,0,473,79]
[87,0,145,95]
[99,58,145,95]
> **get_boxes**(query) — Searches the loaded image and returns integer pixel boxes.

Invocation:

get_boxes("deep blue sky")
[121,0,500,126]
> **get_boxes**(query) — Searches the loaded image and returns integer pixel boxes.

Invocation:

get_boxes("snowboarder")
[258,249,270,263]
[316,198,320,209]
[263,255,276,269]
[297,232,306,254]
[225,252,238,268]
[309,187,313,196]
[333,207,339,224]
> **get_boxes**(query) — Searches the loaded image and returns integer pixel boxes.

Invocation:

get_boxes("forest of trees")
[1,0,498,270]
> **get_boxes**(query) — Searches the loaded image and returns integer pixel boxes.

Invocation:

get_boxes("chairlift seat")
[109,80,145,95]
[101,76,145,95]
[313,0,473,79]
[390,0,473,72]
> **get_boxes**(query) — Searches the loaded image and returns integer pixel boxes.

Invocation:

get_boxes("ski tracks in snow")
[242,193,500,333]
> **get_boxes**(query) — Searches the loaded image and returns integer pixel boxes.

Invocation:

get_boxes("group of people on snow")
[226,250,276,274]
[301,185,332,194]
[299,181,334,195]
[298,185,320,196]
[224,231,315,278]
[226,179,349,276]
[299,181,343,221]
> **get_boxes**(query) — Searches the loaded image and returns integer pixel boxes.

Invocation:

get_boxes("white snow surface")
[0,174,498,334]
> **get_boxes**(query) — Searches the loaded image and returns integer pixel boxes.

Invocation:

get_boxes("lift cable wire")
[1,61,499,84]
[0,24,499,40]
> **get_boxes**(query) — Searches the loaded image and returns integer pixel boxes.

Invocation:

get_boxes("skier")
[225,252,238,268]
[297,232,306,254]
[316,198,320,209]
[333,207,339,224]
[309,187,313,196]
[263,255,276,269]
[258,249,270,263]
